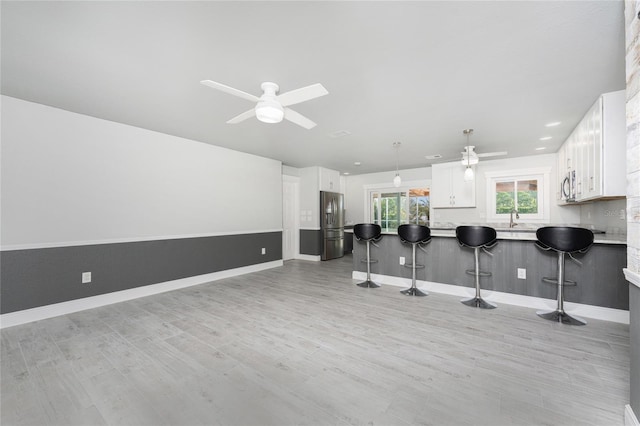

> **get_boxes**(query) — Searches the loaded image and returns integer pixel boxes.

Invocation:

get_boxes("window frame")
[363,180,431,231]
[484,168,550,223]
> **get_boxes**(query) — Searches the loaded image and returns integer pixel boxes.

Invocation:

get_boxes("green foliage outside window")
[495,179,538,214]
[373,190,429,232]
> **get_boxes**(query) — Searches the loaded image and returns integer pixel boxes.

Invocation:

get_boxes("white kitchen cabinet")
[431,162,476,208]
[556,142,568,204]
[318,167,340,192]
[556,90,625,204]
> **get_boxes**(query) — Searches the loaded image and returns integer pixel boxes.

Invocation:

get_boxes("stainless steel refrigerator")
[320,191,344,260]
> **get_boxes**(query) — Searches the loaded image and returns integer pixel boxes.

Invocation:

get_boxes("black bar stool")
[353,223,382,288]
[456,226,498,309]
[535,226,594,325]
[397,224,431,296]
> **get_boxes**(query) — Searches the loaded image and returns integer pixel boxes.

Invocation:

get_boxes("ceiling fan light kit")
[200,79,328,129]
[255,99,284,123]
[464,165,475,181]
[458,128,508,181]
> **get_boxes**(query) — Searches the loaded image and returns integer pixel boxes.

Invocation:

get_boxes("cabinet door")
[431,164,453,208]
[450,170,476,207]
[319,167,340,192]
[575,116,586,200]
[556,144,566,203]
[431,162,475,208]
[591,98,603,197]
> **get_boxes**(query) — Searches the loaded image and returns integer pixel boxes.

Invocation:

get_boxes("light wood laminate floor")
[1,255,630,425]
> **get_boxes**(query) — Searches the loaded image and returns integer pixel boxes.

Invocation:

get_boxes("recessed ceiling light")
[545,121,561,127]
[354,161,361,166]
[343,172,350,175]
[535,147,546,151]
[539,136,552,141]
[424,154,442,160]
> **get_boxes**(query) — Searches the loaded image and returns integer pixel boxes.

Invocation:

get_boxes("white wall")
[344,154,582,226]
[297,167,320,229]
[1,96,283,248]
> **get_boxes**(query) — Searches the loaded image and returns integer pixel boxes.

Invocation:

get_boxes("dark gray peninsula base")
[352,234,628,311]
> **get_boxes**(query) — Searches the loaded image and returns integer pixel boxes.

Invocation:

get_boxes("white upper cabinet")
[431,162,476,208]
[318,167,340,192]
[558,90,625,204]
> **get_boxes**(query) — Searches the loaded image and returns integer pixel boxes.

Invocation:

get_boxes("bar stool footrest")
[400,287,428,297]
[542,277,577,286]
[536,309,586,325]
[356,280,380,288]
[404,263,424,269]
[465,269,492,277]
[461,296,496,309]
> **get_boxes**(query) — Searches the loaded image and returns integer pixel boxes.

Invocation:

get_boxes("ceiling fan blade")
[200,80,260,103]
[277,83,328,107]
[477,151,508,158]
[226,109,255,124]
[283,108,317,129]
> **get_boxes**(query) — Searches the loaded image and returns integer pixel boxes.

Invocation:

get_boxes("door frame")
[282,175,300,260]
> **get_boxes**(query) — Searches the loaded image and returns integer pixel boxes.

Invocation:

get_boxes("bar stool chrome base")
[357,280,381,288]
[536,309,586,326]
[400,287,428,297]
[461,296,496,309]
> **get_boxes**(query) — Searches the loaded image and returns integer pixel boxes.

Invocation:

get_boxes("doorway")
[282,175,300,260]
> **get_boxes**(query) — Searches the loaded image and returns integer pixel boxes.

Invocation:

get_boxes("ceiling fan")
[460,129,507,181]
[200,80,328,129]
[460,129,508,165]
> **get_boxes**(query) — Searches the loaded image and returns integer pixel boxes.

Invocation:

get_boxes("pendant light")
[393,142,402,187]
[463,129,475,181]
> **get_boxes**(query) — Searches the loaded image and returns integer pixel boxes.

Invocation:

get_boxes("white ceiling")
[1,1,626,175]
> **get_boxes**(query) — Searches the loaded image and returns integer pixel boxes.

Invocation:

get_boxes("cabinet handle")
[577,182,581,195]
[589,176,594,191]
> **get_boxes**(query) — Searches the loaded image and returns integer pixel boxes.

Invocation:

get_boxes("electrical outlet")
[82,272,92,284]
[517,268,526,280]
[261,247,266,255]
[399,256,405,265]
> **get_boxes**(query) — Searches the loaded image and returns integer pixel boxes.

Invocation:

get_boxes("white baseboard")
[0,260,283,329]
[352,271,629,324]
[626,405,640,426]
[296,254,321,262]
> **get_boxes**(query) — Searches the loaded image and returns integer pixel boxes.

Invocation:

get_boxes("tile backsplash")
[579,198,627,235]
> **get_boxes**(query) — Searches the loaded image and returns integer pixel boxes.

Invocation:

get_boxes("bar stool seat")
[397,224,431,296]
[456,226,498,309]
[535,226,594,325]
[354,223,382,288]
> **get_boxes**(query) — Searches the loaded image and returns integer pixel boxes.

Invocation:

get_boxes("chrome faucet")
[509,208,520,228]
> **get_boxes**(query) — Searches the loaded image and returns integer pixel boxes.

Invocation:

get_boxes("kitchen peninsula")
[351,227,628,321]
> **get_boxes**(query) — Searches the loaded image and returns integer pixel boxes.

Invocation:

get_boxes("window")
[485,168,550,222]
[368,184,430,232]
[495,179,538,214]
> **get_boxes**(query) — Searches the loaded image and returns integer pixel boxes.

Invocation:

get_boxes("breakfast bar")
[350,227,628,312]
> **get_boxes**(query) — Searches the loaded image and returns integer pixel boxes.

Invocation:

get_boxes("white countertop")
[345,227,626,245]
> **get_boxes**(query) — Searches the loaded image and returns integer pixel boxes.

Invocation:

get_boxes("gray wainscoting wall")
[1,232,282,314]
[300,229,322,256]
[352,234,628,310]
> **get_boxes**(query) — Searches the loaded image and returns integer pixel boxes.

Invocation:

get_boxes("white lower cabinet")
[431,162,476,208]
